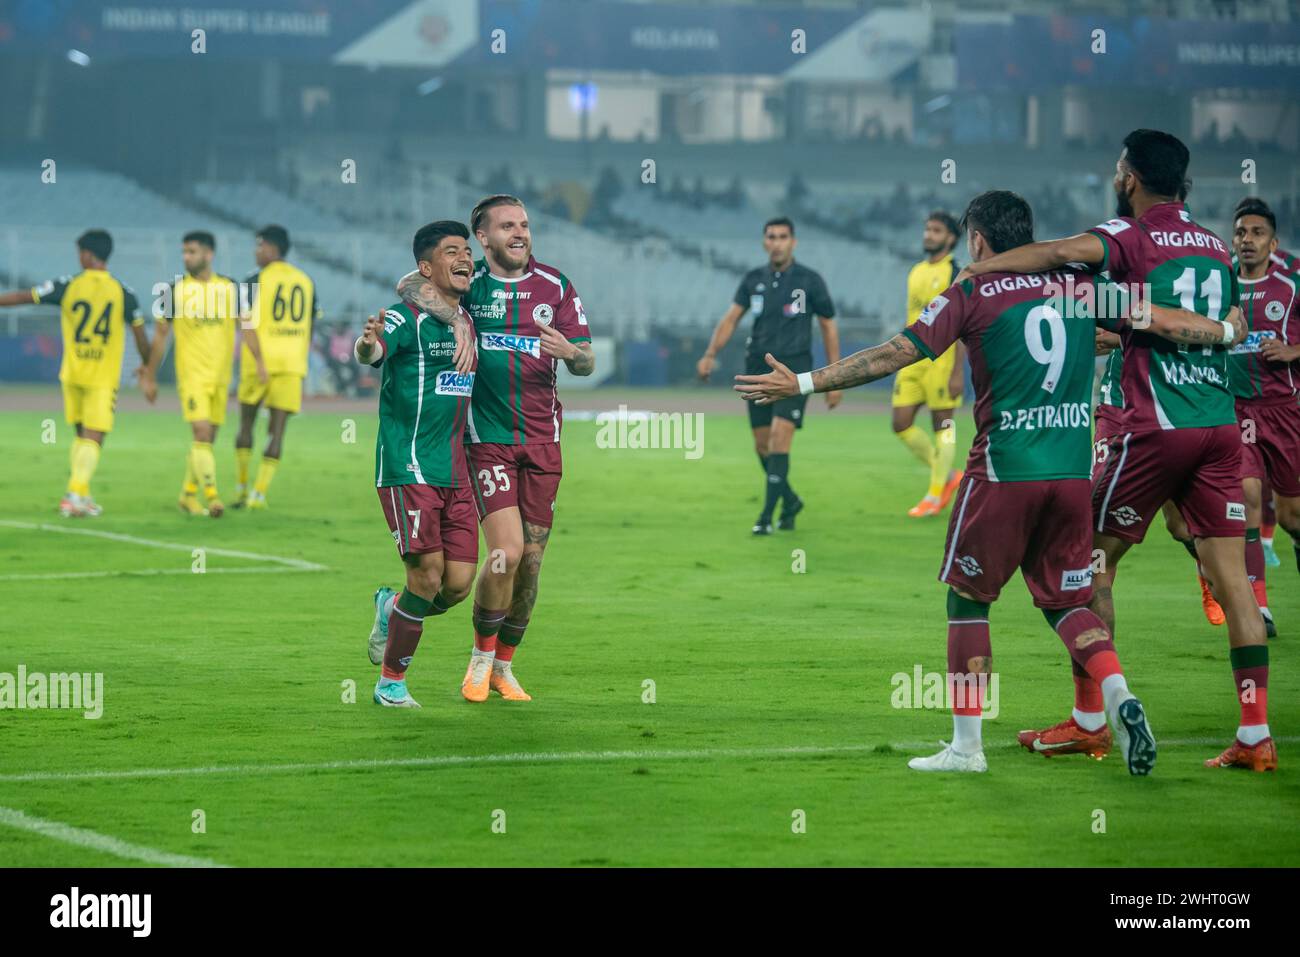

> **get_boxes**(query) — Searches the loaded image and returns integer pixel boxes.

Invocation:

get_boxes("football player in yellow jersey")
[139,231,238,517]
[233,225,321,509]
[892,211,966,518]
[0,230,149,516]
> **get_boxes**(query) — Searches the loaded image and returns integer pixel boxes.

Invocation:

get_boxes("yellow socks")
[68,437,101,497]
[253,456,279,495]
[896,425,934,468]
[236,447,251,488]
[190,441,218,500]
[929,421,958,498]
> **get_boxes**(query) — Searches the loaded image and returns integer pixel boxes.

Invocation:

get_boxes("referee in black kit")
[697,217,840,535]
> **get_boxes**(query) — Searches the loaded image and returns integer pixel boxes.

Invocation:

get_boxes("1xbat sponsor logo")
[481,333,540,357]
[434,371,475,396]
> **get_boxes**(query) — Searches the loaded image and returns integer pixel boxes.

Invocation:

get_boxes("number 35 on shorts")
[478,465,512,497]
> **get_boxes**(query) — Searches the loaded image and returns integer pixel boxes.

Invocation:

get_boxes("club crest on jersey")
[918,294,948,326]
[434,371,475,396]
[1266,300,1285,321]
[532,303,554,326]
[481,332,541,357]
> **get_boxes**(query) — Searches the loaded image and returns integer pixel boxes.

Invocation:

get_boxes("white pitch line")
[2,736,1294,785]
[0,519,327,572]
[0,805,226,868]
[0,567,320,582]
[0,744,882,784]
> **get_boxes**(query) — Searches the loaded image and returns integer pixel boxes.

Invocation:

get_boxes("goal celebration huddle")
[737,128,1292,776]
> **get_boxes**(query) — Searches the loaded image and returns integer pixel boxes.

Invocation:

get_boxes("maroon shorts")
[1091,424,1244,542]
[1094,404,1124,442]
[940,475,1095,609]
[377,483,479,563]
[1237,400,1300,498]
[467,441,563,528]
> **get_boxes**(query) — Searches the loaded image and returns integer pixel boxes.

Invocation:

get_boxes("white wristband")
[1219,320,1234,345]
[796,371,815,396]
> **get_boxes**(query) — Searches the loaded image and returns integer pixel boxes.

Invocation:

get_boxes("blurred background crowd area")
[1,0,1298,391]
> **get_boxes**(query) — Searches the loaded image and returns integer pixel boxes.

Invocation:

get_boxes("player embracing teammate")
[373,195,595,704]
[357,222,479,707]
[962,130,1275,772]
[737,188,1234,774]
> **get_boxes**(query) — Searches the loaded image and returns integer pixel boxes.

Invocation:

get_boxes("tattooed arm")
[538,324,595,376]
[1138,303,1245,347]
[395,270,460,324]
[734,334,922,405]
[394,270,475,374]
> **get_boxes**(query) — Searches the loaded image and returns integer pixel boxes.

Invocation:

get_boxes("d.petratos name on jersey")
[481,332,541,358]
[435,371,475,396]
[998,402,1091,432]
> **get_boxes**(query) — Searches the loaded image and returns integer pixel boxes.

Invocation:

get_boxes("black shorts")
[745,353,809,430]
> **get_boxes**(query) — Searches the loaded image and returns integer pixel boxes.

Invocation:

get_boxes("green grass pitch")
[0,390,1297,867]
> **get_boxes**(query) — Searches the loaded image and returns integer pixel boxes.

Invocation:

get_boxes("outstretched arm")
[734,334,922,405]
[962,233,1106,280]
[0,290,36,306]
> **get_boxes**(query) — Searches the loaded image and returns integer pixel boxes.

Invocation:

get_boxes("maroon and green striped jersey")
[902,269,1123,482]
[366,301,475,489]
[462,256,591,445]
[1229,269,1299,403]
[1088,202,1239,433]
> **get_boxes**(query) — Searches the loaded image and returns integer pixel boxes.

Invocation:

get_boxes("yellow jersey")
[168,273,238,387]
[906,253,959,327]
[240,260,320,377]
[34,269,143,387]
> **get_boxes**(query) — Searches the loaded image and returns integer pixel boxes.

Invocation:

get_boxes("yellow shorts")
[238,370,303,414]
[62,382,117,433]
[892,347,962,410]
[180,379,229,425]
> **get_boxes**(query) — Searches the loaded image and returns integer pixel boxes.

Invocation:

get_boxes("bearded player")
[398,195,595,703]
[961,130,1275,772]
[734,190,1243,774]
[357,221,479,708]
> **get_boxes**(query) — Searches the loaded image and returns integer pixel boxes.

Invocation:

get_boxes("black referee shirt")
[732,260,835,364]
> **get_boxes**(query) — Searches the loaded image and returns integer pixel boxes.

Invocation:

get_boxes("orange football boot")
[1199,575,1226,626]
[938,470,965,509]
[489,665,532,701]
[1017,717,1112,759]
[907,496,942,518]
[1204,737,1277,772]
[461,654,493,702]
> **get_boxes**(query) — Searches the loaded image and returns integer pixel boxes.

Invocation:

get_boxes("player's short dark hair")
[413,220,470,263]
[763,217,795,236]
[1120,129,1189,200]
[256,224,291,256]
[1234,197,1277,235]
[183,230,215,250]
[958,190,1034,255]
[470,194,524,234]
[927,210,960,237]
[77,229,112,262]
